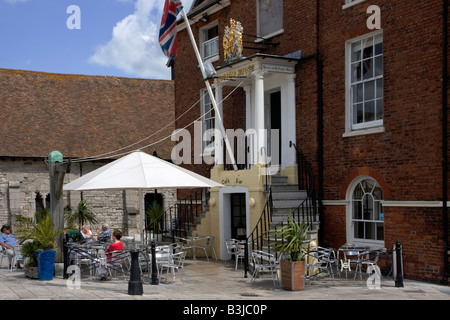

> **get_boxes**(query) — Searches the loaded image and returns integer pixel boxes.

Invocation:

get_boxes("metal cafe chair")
[0,247,8,269]
[106,250,130,280]
[224,239,238,266]
[159,251,188,283]
[10,246,25,272]
[191,236,218,262]
[234,242,246,270]
[304,246,336,285]
[251,250,279,286]
[174,236,193,258]
[354,248,384,280]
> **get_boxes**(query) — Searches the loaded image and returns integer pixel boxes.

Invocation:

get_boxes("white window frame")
[200,21,219,63]
[344,30,384,135]
[342,0,368,10]
[201,88,216,154]
[256,0,284,39]
[346,176,385,247]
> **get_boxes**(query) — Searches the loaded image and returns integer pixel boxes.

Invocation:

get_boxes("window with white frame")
[201,24,219,61]
[347,32,383,131]
[201,88,216,151]
[350,178,384,245]
[257,0,283,38]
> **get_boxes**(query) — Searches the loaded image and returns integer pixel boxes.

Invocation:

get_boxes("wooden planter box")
[280,260,305,291]
[25,266,39,279]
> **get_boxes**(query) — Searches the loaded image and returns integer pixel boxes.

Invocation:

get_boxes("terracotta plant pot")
[280,259,305,291]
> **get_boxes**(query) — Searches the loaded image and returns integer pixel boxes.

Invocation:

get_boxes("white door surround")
[213,54,299,170]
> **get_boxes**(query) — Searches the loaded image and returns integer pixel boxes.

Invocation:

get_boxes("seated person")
[97,229,124,280]
[97,224,111,242]
[105,229,124,262]
[80,225,92,239]
[0,225,20,269]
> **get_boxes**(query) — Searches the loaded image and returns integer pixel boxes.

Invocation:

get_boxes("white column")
[282,73,297,168]
[253,70,266,164]
[214,83,224,166]
[244,85,254,167]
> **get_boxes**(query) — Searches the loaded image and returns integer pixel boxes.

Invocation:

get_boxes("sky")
[0,0,195,80]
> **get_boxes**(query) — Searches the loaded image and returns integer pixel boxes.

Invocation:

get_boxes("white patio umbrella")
[63,150,222,242]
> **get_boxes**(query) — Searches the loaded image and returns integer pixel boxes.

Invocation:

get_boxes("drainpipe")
[442,0,448,284]
[316,0,324,244]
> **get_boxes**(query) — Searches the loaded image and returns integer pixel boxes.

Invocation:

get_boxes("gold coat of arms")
[223,19,243,65]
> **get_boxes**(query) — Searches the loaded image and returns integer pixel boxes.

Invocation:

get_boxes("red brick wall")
[319,0,447,281]
[174,0,449,281]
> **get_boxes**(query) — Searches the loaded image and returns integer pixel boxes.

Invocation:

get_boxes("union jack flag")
[159,0,183,67]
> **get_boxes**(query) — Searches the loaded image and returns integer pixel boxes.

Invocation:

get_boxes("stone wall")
[0,158,177,237]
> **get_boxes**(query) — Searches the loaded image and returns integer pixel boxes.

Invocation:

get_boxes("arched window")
[349,177,384,245]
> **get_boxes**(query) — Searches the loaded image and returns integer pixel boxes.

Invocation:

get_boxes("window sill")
[342,126,385,138]
[342,0,368,10]
[255,29,284,43]
[204,55,219,63]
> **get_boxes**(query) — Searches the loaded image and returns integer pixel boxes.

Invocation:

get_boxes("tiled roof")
[0,69,175,160]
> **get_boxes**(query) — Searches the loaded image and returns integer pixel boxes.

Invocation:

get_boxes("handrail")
[290,142,317,227]
[144,189,204,244]
[244,143,317,277]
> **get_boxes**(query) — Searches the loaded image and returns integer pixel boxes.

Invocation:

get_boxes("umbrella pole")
[139,189,144,245]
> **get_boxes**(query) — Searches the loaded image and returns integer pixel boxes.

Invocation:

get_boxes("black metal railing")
[290,141,318,227]
[244,143,318,276]
[144,189,205,244]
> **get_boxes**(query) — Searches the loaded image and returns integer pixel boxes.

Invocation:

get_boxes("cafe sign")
[217,64,255,83]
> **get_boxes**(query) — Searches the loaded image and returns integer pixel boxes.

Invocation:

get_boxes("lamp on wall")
[248,198,256,207]
[209,198,216,206]
[199,13,209,23]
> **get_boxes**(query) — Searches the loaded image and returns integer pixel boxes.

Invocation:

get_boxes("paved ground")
[0,258,449,301]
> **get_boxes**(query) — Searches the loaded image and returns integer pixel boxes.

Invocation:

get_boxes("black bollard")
[63,235,69,280]
[128,249,143,295]
[151,240,159,285]
[394,241,404,288]
[244,239,249,278]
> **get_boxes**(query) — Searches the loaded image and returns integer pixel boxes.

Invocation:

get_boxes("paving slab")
[0,259,448,302]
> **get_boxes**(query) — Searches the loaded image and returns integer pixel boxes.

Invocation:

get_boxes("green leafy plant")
[271,213,309,262]
[21,213,64,251]
[21,240,41,267]
[15,209,65,269]
[64,200,97,233]
[145,201,164,234]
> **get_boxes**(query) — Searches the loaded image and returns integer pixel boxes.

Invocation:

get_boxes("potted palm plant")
[20,210,64,281]
[272,213,309,291]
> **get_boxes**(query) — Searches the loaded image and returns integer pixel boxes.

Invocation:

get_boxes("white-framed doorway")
[219,186,249,260]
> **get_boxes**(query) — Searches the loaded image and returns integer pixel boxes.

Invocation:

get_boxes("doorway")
[231,193,247,241]
[265,90,282,167]
[144,192,163,231]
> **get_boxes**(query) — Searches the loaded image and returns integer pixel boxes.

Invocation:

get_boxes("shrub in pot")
[19,210,64,281]
[272,213,309,291]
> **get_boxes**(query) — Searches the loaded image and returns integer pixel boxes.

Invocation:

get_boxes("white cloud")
[89,0,171,79]
[89,0,196,79]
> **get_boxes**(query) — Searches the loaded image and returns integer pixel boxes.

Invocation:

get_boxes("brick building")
[172,0,449,282]
[0,68,176,237]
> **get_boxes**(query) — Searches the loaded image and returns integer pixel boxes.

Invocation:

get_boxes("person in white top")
[80,225,92,240]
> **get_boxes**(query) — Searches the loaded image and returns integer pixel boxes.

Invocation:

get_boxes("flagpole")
[180,7,238,171]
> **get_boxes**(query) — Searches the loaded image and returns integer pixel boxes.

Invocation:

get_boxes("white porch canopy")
[212,53,300,170]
